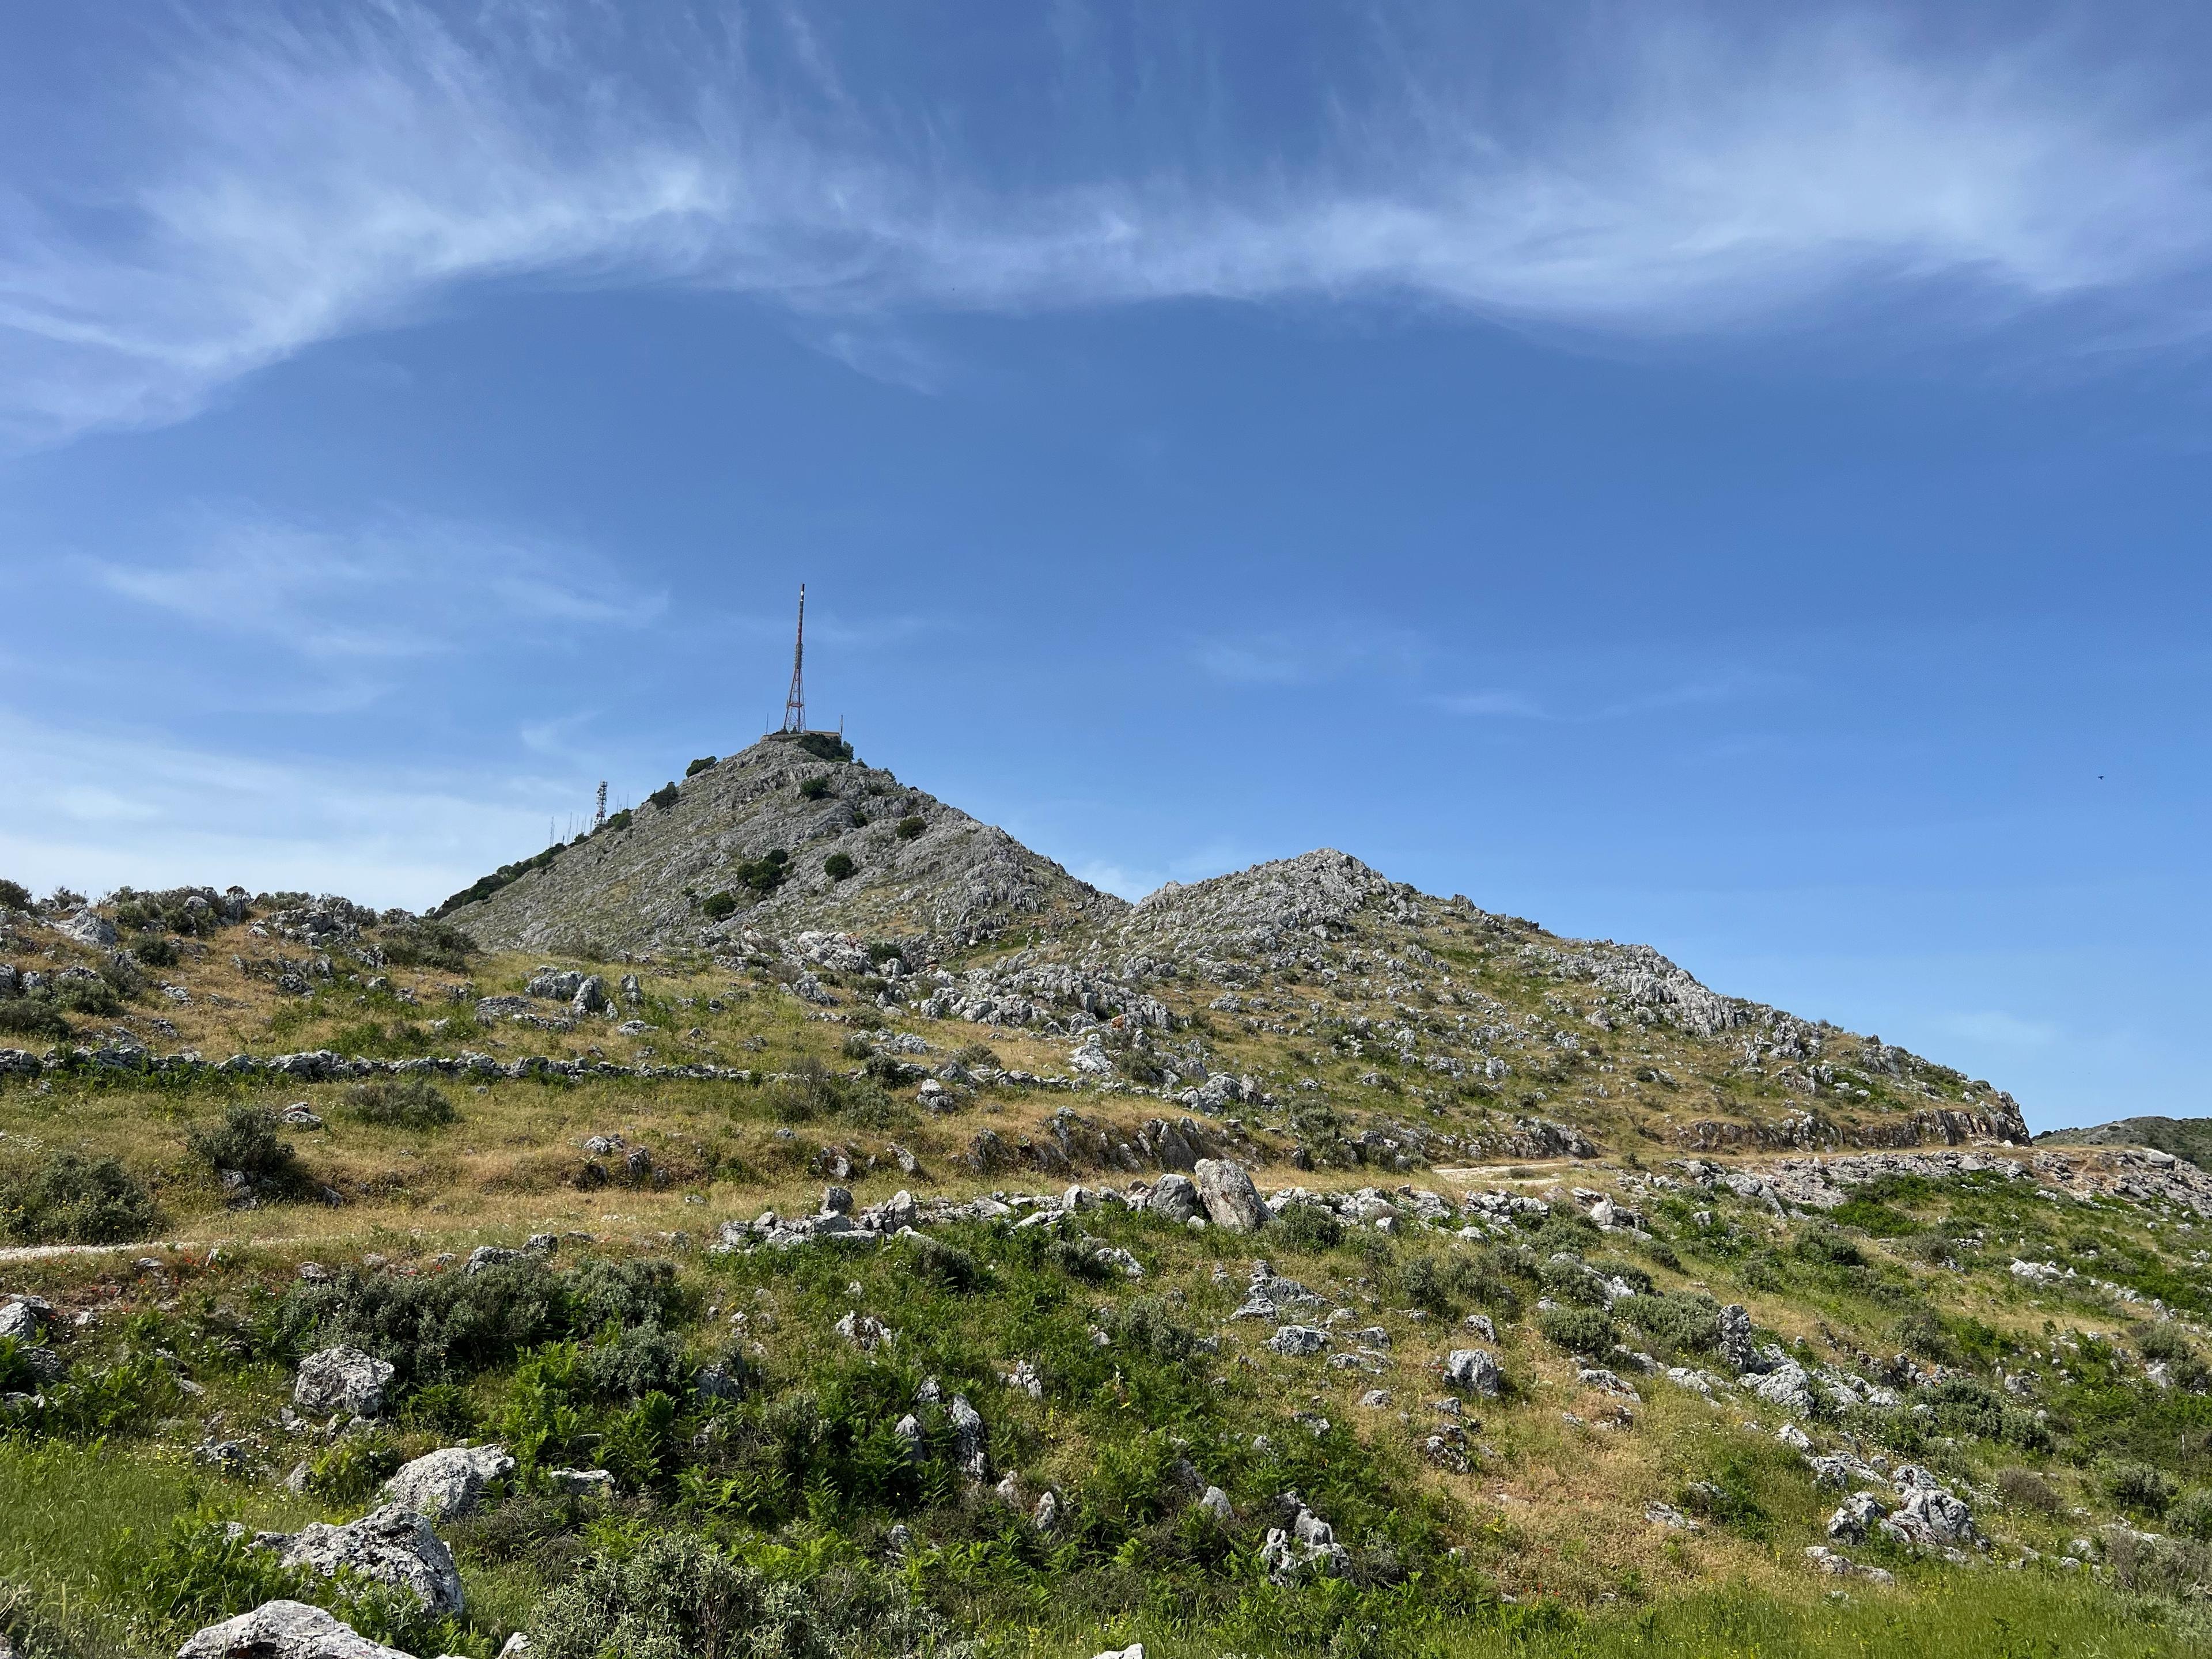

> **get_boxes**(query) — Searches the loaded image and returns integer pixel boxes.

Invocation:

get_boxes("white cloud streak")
[2,4,2209,439]
[82,514,665,661]
[0,710,563,910]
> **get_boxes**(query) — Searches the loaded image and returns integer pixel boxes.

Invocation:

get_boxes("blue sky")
[2,1,2207,1130]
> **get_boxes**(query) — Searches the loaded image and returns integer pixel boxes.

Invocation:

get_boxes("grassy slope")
[2,899,2206,1657]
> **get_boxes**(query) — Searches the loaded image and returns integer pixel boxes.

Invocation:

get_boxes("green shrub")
[649,783,680,810]
[823,851,856,882]
[1100,1296,1202,1361]
[1995,1466,2063,1515]
[702,891,738,921]
[379,919,475,971]
[279,1254,682,1387]
[1679,1455,1772,1539]
[604,809,633,833]
[896,1234,985,1293]
[952,1043,1001,1069]
[0,878,30,910]
[187,1107,305,1187]
[343,1076,458,1130]
[49,975,123,1017]
[2108,1461,2177,1516]
[895,816,925,841]
[0,999,71,1041]
[1793,1226,1865,1267]
[2139,1323,2196,1365]
[525,1532,956,1659]
[2169,1489,2212,1540]
[1,1152,160,1244]
[580,1324,690,1400]
[736,850,790,894]
[1273,1200,1344,1252]
[1615,1291,1721,1355]
[798,775,831,800]
[132,931,180,968]
[686,756,717,777]
[1537,1305,1616,1357]
[303,1433,404,1503]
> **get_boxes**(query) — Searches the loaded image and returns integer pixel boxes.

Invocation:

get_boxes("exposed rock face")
[381,1444,516,1520]
[444,738,1124,954]
[292,1347,393,1418]
[256,1506,464,1612]
[0,1296,54,1341]
[177,1600,414,1659]
[1144,1174,1202,1223]
[1443,1349,1503,1398]
[1192,1159,1270,1232]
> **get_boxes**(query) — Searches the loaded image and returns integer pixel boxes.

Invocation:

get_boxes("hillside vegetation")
[2,757,2209,1659]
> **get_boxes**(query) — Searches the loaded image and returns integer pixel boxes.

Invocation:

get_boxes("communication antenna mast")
[593,781,608,831]
[781,584,807,734]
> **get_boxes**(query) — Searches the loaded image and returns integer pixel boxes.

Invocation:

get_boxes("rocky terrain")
[440,736,1123,956]
[1,748,2207,1659]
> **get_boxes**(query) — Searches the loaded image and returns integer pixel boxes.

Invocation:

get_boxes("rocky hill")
[2040,1115,2212,1171]
[4,752,2209,1659]
[438,735,1125,956]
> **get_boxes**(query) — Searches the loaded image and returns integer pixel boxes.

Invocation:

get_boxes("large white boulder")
[177,1601,412,1659]
[381,1444,516,1520]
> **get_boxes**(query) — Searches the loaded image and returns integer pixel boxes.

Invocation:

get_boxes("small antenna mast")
[593,781,608,831]
[781,584,807,734]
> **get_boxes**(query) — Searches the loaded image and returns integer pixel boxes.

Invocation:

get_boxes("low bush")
[1272,1200,1343,1253]
[649,782,680,810]
[1995,1466,2063,1514]
[0,999,71,1041]
[2108,1460,2177,1516]
[895,816,926,841]
[187,1107,305,1187]
[342,1076,458,1130]
[1615,1291,1722,1356]
[686,756,717,777]
[0,878,30,910]
[380,919,475,971]
[279,1253,683,1388]
[702,891,739,921]
[824,851,856,882]
[50,975,123,1017]
[2169,1489,2212,1541]
[798,775,831,800]
[302,1434,404,1504]
[525,1532,958,1659]
[0,1152,159,1244]
[1793,1226,1866,1267]
[736,850,790,894]
[1537,1305,1617,1357]
[131,932,179,968]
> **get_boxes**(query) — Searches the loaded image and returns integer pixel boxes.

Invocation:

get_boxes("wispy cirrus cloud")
[3,2,2211,440]
[83,513,664,661]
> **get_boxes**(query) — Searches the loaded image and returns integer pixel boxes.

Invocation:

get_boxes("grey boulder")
[292,1347,394,1418]
[257,1506,464,1613]
[0,1296,55,1341]
[1192,1160,1271,1232]
[1143,1174,1202,1223]
[1443,1348,1503,1398]
[177,1600,413,1659]
[381,1444,516,1520]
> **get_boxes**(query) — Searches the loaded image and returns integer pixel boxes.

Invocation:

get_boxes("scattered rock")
[1268,1325,1331,1358]
[178,1600,414,1659]
[256,1505,465,1613]
[1442,1348,1503,1398]
[293,1347,394,1419]
[1192,1158,1271,1231]
[1144,1174,1202,1222]
[382,1444,516,1520]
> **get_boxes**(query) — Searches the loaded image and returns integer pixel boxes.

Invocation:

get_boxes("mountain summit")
[438,736,1123,955]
